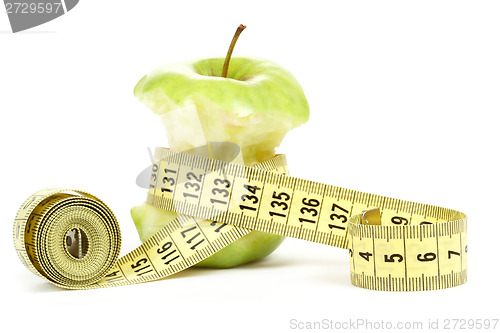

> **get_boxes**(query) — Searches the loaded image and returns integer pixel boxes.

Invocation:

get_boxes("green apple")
[131,26,309,268]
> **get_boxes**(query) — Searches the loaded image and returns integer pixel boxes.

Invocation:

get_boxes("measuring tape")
[14,148,467,291]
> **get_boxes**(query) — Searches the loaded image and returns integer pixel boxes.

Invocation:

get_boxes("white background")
[1,1,499,332]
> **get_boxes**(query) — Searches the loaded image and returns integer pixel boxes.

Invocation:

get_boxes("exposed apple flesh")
[134,57,308,164]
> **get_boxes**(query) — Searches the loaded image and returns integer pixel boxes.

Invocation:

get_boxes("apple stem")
[221,24,246,78]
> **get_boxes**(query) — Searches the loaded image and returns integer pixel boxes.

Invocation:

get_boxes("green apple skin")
[132,57,309,268]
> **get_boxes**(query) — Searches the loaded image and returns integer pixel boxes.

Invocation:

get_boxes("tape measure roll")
[13,189,122,288]
[14,149,467,291]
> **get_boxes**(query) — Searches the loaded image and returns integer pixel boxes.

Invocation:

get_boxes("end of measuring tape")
[360,208,382,225]
[348,209,467,291]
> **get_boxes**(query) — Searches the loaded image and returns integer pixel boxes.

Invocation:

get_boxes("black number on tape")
[384,254,404,262]
[181,226,206,250]
[417,252,437,262]
[157,242,180,265]
[391,216,409,225]
[131,258,153,276]
[359,252,373,261]
[328,204,349,230]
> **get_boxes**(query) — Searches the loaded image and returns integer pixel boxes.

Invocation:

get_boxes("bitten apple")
[132,25,309,267]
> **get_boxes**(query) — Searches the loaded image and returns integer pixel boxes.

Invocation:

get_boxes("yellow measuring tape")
[14,148,467,291]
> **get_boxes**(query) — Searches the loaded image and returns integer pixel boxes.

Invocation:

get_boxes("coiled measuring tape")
[14,148,467,291]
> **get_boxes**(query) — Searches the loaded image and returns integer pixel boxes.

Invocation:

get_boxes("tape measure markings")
[95,218,252,288]
[86,154,290,288]
[144,148,466,291]
[14,150,467,291]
